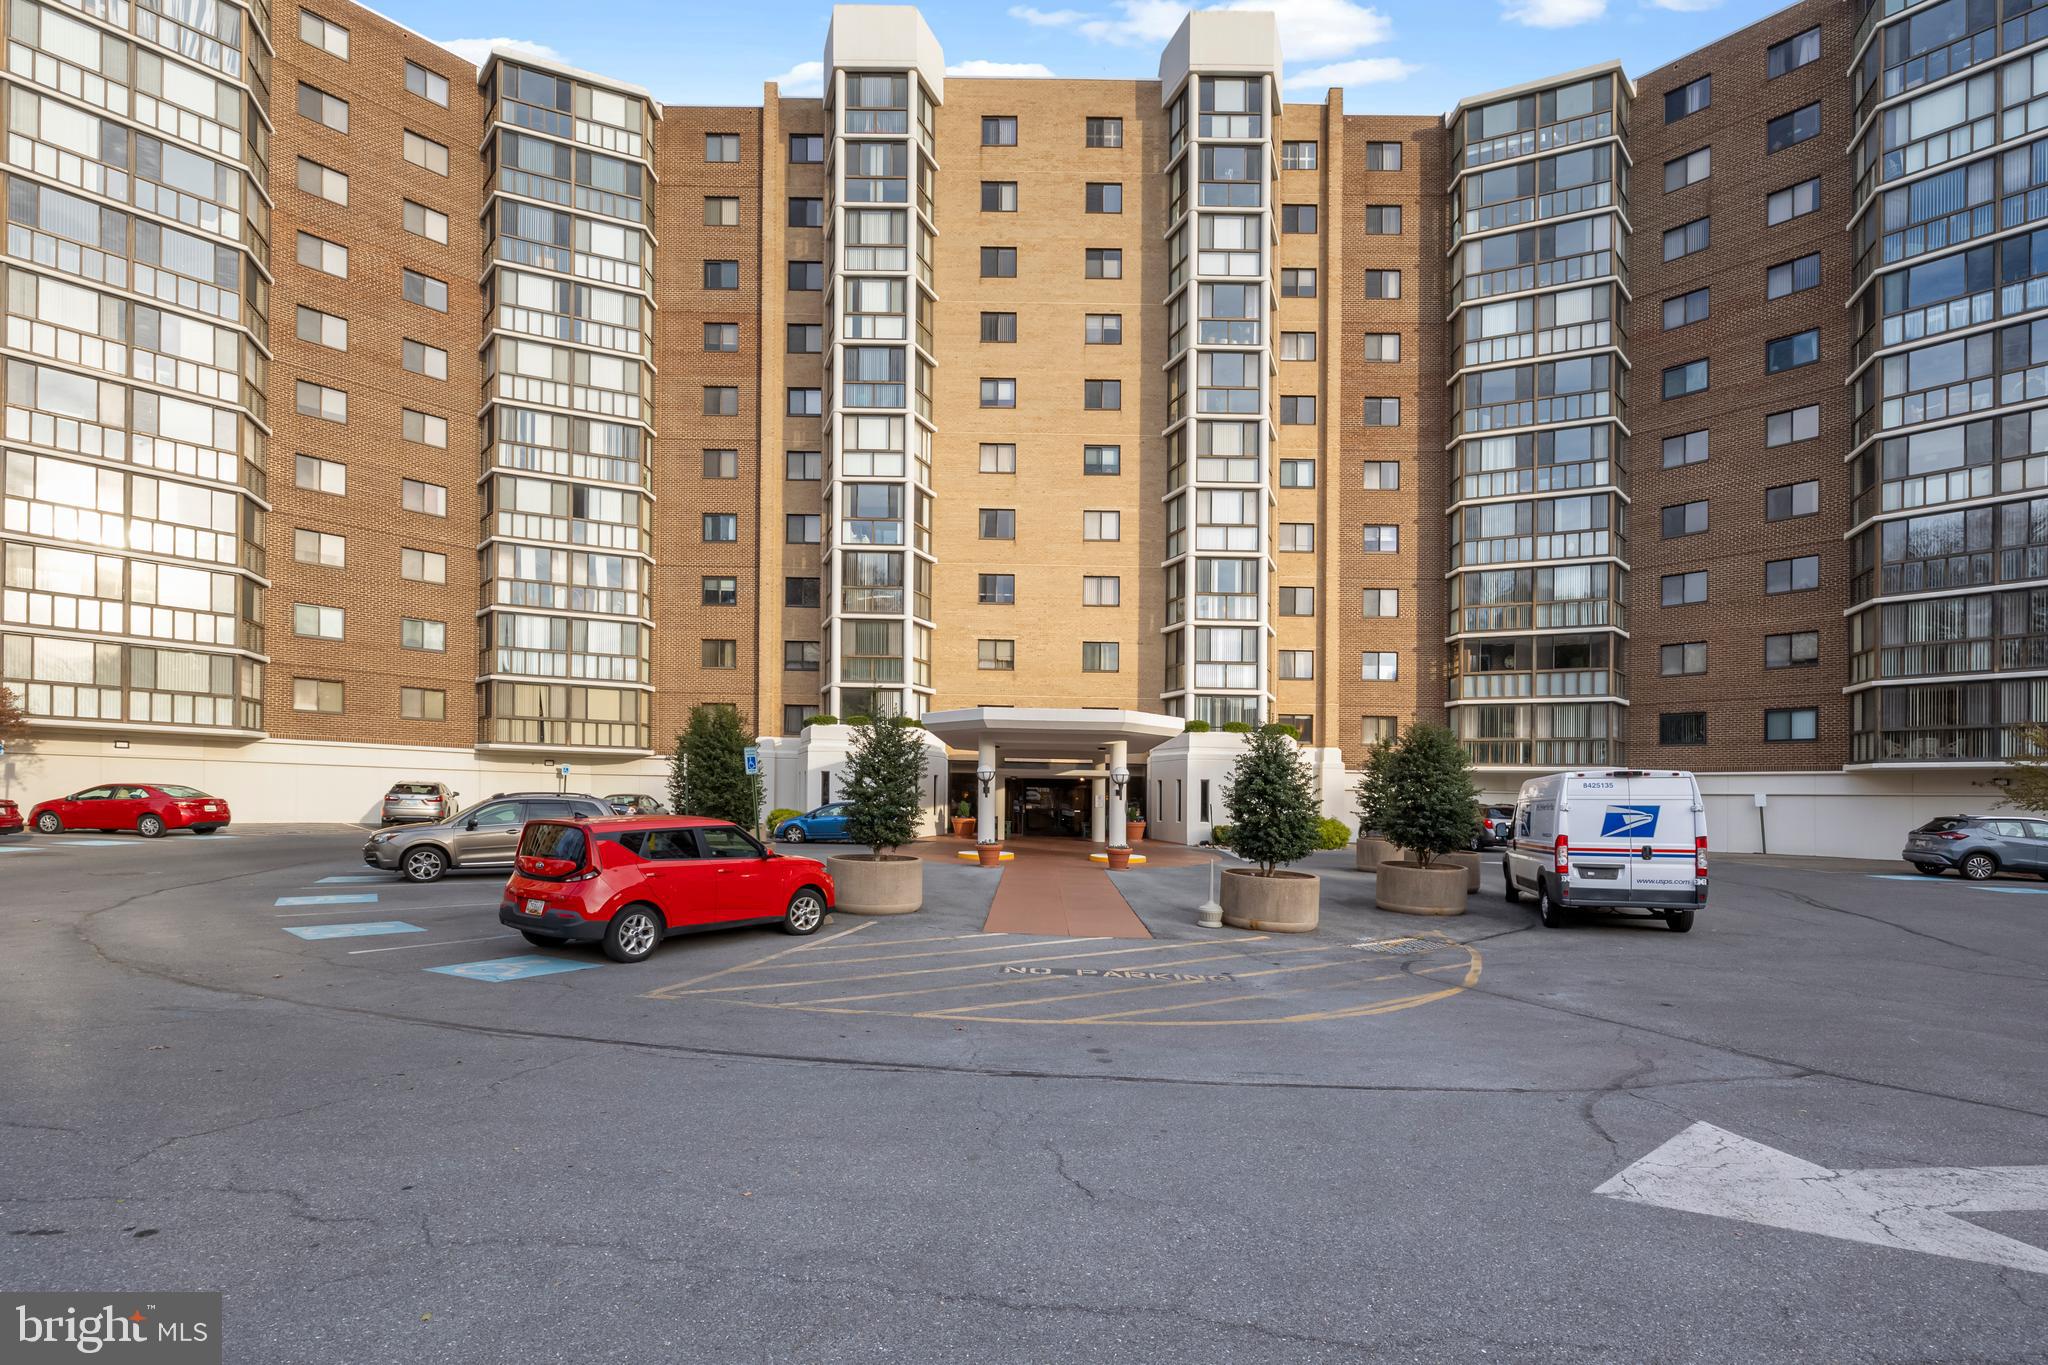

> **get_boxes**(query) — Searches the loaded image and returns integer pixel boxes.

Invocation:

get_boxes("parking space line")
[757,934,1112,970]
[800,943,1303,1009]
[276,893,379,907]
[349,933,520,955]
[642,921,875,997]
[283,921,425,941]
[47,839,133,847]
[272,901,500,917]
[315,875,384,884]
[1868,874,2048,894]
[658,938,1267,999]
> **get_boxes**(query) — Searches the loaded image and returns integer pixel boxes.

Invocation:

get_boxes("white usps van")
[1501,770,1706,932]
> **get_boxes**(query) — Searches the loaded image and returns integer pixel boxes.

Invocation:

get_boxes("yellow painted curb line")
[955,849,1015,862]
[1088,852,1147,865]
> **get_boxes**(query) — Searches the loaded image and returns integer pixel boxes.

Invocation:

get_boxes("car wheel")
[782,825,805,843]
[782,887,827,936]
[1962,852,1999,881]
[401,846,447,883]
[603,904,663,963]
[1537,879,1567,928]
[1912,864,1945,876]
[1502,863,1522,903]
[1664,910,1696,934]
[520,930,562,948]
[34,812,61,834]
[136,814,165,839]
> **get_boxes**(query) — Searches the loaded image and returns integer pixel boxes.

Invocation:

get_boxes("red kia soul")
[502,815,835,962]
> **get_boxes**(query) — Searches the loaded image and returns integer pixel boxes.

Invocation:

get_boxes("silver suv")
[362,792,612,882]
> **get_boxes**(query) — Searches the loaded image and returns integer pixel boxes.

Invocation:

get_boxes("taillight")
[1695,834,1709,879]
[1554,834,1570,877]
[1936,830,1967,840]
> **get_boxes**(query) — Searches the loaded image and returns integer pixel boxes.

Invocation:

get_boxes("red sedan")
[0,798,21,835]
[501,815,833,962]
[30,784,231,838]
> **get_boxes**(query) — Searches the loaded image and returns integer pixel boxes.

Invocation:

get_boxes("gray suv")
[362,792,612,882]
[1902,814,2048,880]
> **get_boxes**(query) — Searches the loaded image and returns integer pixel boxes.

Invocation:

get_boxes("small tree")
[1221,725,1321,875]
[672,704,761,830]
[1354,734,1398,837]
[1377,724,1478,869]
[841,716,926,856]
[0,685,26,751]
[1998,723,2048,814]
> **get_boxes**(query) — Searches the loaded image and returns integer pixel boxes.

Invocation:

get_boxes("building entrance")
[1009,779,1091,838]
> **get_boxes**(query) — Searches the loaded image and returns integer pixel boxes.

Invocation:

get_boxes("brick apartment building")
[0,0,2024,854]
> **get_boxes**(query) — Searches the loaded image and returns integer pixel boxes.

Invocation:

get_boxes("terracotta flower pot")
[1127,820,1146,842]
[1219,867,1319,933]
[1105,846,1132,871]
[975,843,1005,867]
[951,817,976,839]
[1373,859,1467,916]
[826,853,923,915]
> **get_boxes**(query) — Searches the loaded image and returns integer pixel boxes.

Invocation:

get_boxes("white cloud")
[437,36,563,69]
[1008,5,1089,24]
[947,59,1058,77]
[769,59,825,96]
[1282,56,1419,91]
[1075,0,1191,45]
[1501,0,1607,25]
[1646,0,1721,9]
[1016,0,1398,63]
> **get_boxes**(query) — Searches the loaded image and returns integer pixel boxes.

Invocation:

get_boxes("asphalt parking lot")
[3,826,2046,1363]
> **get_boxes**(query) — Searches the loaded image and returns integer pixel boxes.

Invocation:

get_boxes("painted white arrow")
[1596,1122,2048,1276]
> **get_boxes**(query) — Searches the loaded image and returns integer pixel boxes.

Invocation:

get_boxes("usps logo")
[1600,805,1660,839]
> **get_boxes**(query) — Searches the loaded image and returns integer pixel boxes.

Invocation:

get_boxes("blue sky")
[405,0,1800,112]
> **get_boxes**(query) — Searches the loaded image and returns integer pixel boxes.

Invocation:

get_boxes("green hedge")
[768,809,801,828]
[1316,817,1352,850]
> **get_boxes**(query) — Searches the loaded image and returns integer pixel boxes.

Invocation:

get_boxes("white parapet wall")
[756,724,952,836]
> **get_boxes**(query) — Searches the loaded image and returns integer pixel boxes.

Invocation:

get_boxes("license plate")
[522,898,545,915]
[1580,866,1620,880]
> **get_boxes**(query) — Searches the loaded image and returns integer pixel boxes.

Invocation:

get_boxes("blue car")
[775,802,851,843]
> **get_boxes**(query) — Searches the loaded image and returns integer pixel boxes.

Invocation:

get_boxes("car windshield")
[389,783,440,796]
[156,785,208,799]
[1916,817,1976,833]
[519,821,588,863]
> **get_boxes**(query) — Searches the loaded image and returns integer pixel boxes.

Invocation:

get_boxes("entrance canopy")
[920,707,1184,764]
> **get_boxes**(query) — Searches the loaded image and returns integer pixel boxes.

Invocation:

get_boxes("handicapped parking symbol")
[425,955,601,982]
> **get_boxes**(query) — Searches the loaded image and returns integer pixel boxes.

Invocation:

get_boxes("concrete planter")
[975,843,1005,867]
[826,853,923,915]
[1220,867,1319,933]
[1356,836,1400,873]
[1374,860,1467,916]
[1440,850,1481,893]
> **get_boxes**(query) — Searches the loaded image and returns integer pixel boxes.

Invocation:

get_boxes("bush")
[1209,823,1234,846]
[1183,720,1212,733]
[1354,734,1398,836]
[1221,725,1321,875]
[1220,720,1253,734]
[843,714,874,727]
[841,716,927,856]
[1262,722,1301,740]
[1316,817,1351,850]
[767,808,801,829]
[671,705,762,830]
[801,714,839,728]
[1376,725,1478,869]
[954,797,973,818]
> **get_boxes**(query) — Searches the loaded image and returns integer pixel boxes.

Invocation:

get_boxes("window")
[1280,396,1317,425]
[1767,27,1820,78]
[1765,555,1820,594]
[296,232,347,277]
[979,639,1016,670]
[788,197,823,228]
[782,705,817,735]
[789,134,824,163]
[1768,254,1821,299]
[399,340,448,381]
[1364,398,1401,427]
[402,131,448,176]
[1083,642,1121,673]
[1766,631,1819,668]
[704,514,738,542]
[402,270,447,312]
[400,548,447,584]
[983,116,1018,146]
[1766,103,1820,153]
[785,514,821,544]
[702,449,738,479]
[1766,481,1820,521]
[704,260,740,289]
[1767,177,1820,224]
[1663,360,1709,398]
[787,388,821,416]
[978,574,1015,605]
[299,11,349,58]
[706,133,740,162]
[1364,141,1401,171]
[786,577,820,608]
[1663,288,1709,330]
[1661,570,1708,606]
[980,508,1016,539]
[702,576,739,606]
[788,324,822,354]
[1767,405,1821,446]
[1086,314,1123,345]
[1280,332,1316,361]
[1361,461,1400,491]
[981,181,1018,212]
[704,323,739,352]
[1665,75,1710,124]
[703,386,739,416]
[981,247,1017,278]
[1362,652,1399,681]
[1663,217,1710,261]
[980,312,1017,344]
[296,381,346,423]
[293,603,343,639]
[784,641,821,672]
[1285,269,1321,297]
[296,157,347,205]
[1363,270,1399,299]
[979,443,1016,474]
[401,479,446,516]
[1086,183,1123,214]
[1664,147,1710,192]
[785,450,821,481]
[980,379,1017,408]
[705,196,740,226]
[1363,525,1399,553]
[1661,642,1708,676]
[1364,205,1401,235]
[1362,588,1399,617]
[1660,712,1707,746]
[1279,586,1315,616]
[1662,432,1708,468]
[402,201,448,244]
[1084,380,1121,410]
[1278,459,1315,488]
[1662,501,1709,538]
[1279,650,1314,680]
[402,410,447,448]
[295,306,346,350]
[1085,249,1122,279]
[296,455,345,495]
[404,60,449,105]
[293,529,345,567]
[1279,523,1315,552]
[1282,141,1318,170]
[1083,510,1121,541]
[1084,445,1121,475]
[400,687,445,721]
[1362,333,1401,362]
[1087,117,1123,148]
[400,618,445,652]
[788,261,823,291]
[1282,204,1318,233]
[1765,708,1819,742]
[297,83,348,133]
[702,639,738,670]
[294,678,343,713]
[1766,329,1820,373]
[1084,575,1120,606]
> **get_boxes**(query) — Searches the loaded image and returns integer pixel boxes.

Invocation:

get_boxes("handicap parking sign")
[425,955,602,982]
[744,745,760,776]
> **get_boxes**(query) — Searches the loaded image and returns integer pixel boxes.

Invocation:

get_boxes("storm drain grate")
[1349,937,1458,956]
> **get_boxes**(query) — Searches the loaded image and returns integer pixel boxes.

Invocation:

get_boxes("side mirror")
[465,818,478,831]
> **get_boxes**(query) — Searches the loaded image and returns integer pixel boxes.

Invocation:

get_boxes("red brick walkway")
[911,836,1207,939]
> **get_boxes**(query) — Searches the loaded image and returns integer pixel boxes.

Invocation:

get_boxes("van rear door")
[1605,775,1699,903]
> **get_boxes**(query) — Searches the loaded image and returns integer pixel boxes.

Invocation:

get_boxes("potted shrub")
[950,796,976,840]
[1373,725,1481,917]
[828,717,928,914]
[1217,726,1322,933]
[1125,802,1146,842]
[1104,844,1133,871]
[1353,739,1401,872]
